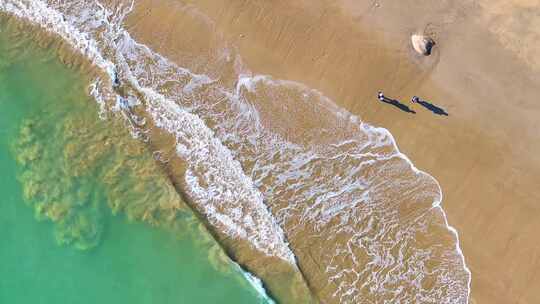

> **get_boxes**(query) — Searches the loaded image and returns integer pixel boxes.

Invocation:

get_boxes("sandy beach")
[2,0,539,302]
[121,0,540,303]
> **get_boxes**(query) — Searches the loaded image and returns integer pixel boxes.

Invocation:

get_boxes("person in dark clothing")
[376,91,416,114]
[411,96,449,116]
[378,91,385,101]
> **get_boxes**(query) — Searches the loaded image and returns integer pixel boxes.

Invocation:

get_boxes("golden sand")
[121,0,540,303]
[3,0,538,302]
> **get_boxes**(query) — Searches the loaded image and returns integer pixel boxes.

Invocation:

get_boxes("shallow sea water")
[0,21,270,304]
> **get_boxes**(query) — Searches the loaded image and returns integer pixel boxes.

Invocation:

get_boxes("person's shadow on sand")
[379,97,416,114]
[416,99,449,116]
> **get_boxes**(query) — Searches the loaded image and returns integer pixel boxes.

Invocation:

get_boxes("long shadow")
[417,100,449,116]
[379,97,416,114]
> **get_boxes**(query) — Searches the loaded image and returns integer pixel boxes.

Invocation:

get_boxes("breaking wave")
[234,263,277,304]
[0,0,471,303]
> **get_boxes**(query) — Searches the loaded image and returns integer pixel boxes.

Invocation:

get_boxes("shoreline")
[0,6,313,303]
[0,1,508,302]
[164,1,540,303]
[123,1,472,301]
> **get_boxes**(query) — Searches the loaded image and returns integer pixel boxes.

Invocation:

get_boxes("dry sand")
[121,0,540,302]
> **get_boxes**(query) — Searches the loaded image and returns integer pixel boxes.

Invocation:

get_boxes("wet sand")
[122,0,540,303]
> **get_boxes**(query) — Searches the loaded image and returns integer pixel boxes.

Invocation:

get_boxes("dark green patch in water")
[0,21,269,303]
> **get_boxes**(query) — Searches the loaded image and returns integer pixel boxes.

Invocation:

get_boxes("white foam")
[0,0,116,83]
[233,262,277,304]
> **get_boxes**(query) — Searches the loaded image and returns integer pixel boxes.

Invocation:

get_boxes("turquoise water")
[0,24,267,303]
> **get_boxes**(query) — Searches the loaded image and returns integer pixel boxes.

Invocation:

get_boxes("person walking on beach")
[376,91,416,114]
[378,91,385,101]
[410,95,449,115]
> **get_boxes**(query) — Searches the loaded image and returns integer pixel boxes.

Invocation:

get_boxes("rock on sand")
[411,34,435,56]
